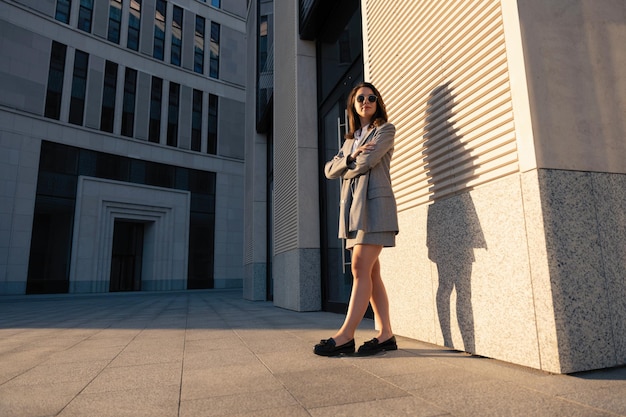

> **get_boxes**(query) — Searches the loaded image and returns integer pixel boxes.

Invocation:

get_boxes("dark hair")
[345,82,389,139]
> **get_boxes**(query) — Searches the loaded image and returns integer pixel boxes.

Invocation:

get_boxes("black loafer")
[314,337,355,356]
[357,336,397,356]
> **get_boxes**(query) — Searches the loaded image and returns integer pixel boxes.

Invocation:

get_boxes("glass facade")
[153,0,166,60]
[55,0,71,24]
[149,76,163,143]
[207,93,218,154]
[191,89,202,151]
[167,82,180,147]
[171,6,183,66]
[78,0,93,33]
[44,41,67,120]
[127,0,142,51]
[107,0,123,44]
[121,68,137,137]
[69,49,89,126]
[100,61,118,133]
[209,22,220,78]
[194,16,206,74]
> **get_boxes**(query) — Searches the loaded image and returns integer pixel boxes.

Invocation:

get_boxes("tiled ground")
[1,290,625,416]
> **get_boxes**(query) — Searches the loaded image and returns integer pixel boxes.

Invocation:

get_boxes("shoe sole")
[357,344,398,356]
[314,348,355,357]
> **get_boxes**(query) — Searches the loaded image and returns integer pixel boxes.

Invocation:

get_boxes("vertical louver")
[273,0,299,255]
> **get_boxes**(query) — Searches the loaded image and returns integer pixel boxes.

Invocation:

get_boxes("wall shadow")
[424,83,486,354]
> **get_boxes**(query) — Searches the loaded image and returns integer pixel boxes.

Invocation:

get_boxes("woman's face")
[354,87,377,124]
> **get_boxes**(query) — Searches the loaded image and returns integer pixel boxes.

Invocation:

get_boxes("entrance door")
[318,67,363,313]
[110,220,144,292]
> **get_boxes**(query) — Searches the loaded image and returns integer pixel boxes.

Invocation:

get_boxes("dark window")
[26,142,79,294]
[211,0,220,8]
[78,0,94,33]
[186,168,216,289]
[127,0,142,51]
[145,161,174,187]
[69,50,89,125]
[338,30,351,64]
[44,41,67,120]
[167,82,180,147]
[170,6,183,66]
[55,0,71,23]
[153,0,166,60]
[100,61,118,133]
[194,16,205,74]
[207,93,218,154]
[94,152,130,181]
[149,77,162,143]
[121,68,137,137]
[191,89,202,152]
[107,0,123,44]
[209,22,220,78]
[259,16,268,72]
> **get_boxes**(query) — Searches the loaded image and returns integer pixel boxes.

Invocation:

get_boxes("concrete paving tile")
[0,347,60,383]
[2,291,626,417]
[256,345,354,374]
[124,339,185,352]
[0,380,85,417]
[275,366,410,409]
[58,384,180,417]
[410,379,617,417]
[78,335,138,348]
[3,360,110,386]
[82,362,182,394]
[179,389,299,416]
[479,363,626,397]
[559,385,626,415]
[221,405,312,417]
[308,395,451,417]
[45,345,125,364]
[345,350,442,378]
[183,334,243,352]
[0,366,29,385]
[181,364,283,400]
[385,361,492,391]
[29,336,90,350]
[184,324,232,335]
[182,346,260,371]
[233,330,308,354]
[133,329,186,341]
[108,347,183,367]
[0,340,26,355]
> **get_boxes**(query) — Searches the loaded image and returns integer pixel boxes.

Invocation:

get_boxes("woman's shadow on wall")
[424,83,487,354]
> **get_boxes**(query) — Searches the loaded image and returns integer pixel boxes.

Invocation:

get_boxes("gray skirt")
[345,230,396,250]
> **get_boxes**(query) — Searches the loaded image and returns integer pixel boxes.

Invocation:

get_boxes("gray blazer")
[324,122,399,239]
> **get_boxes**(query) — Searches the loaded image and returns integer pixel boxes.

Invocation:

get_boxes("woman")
[314,82,399,356]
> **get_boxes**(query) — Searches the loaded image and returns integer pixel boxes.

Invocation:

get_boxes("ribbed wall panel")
[363,0,519,210]
[273,0,299,255]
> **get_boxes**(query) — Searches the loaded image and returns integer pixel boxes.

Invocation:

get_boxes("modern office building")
[0,0,247,293]
[245,0,626,374]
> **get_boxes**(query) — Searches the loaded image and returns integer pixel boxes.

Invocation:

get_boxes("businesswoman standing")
[314,82,399,356]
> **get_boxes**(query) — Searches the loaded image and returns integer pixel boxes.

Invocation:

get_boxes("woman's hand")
[350,143,376,160]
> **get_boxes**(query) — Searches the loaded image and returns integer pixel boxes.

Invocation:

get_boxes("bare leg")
[331,244,382,346]
[369,258,394,341]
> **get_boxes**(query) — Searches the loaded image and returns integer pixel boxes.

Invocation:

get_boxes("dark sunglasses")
[356,94,377,103]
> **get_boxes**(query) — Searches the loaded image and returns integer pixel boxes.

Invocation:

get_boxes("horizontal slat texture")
[273,0,298,255]
[364,0,519,210]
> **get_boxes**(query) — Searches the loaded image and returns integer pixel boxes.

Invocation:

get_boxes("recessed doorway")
[110,220,144,292]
